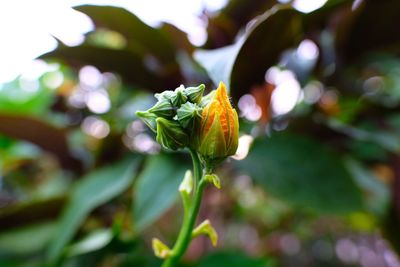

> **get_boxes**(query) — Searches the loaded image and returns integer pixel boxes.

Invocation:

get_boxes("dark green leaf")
[0,222,56,255]
[237,134,363,213]
[41,44,169,91]
[195,6,302,98]
[47,157,141,263]
[133,153,188,231]
[75,5,177,63]
[0,114,81,171]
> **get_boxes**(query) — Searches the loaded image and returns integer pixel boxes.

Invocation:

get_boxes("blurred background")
[1,0,400,266]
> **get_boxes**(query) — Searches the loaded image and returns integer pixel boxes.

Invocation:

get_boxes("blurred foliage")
[2,0,400,266]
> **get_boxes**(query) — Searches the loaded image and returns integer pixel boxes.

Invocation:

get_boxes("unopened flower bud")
[198,82,239,165]
[185,84,205,104]
[156,118,189,150]
[179,170,193,195]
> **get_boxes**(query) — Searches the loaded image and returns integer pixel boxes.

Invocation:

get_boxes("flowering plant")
[136,82,239,267]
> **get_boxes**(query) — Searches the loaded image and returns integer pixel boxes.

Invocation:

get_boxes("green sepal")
[154,90,175,101]
[199,90,215,107]
[185,84,205,104]
[177,102,202,128]
[199,115,226,159]
[204,174,221,189]
[156,118,189,150]
[171,85,188,107]
[148,99,175,118]
[226,109,239,156]
[135,111,157,132]
[152,238,172,259]
[192,220,218,247]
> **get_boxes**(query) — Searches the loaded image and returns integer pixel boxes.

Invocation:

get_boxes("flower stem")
[161,150,206,267]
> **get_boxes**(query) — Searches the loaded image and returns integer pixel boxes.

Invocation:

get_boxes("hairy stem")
[161,150,206,267]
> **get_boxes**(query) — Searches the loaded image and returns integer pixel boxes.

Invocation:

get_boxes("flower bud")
[156,117,189,150]
[171,85,188,107]
[198,82,239,164]
[185,84,205,104]
[148,99,175,118]
[179,170,193,195]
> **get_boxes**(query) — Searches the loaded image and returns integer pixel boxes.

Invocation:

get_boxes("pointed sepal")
[186,84,205,104]
[156,118,189,150]
[171,85,188,107]
[135,111,157,132]
[177,102,202,129]
[148,99,175,118]
[192,219,218,247]
[204,173,221,189]
[152,238,172,259]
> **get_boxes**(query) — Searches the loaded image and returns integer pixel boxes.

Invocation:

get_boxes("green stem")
[161,150,206,267]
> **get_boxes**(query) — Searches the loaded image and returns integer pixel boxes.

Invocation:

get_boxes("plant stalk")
[161,150,206,267]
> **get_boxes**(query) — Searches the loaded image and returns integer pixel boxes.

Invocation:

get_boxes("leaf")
[0,114,81,171]
[194,6,302,98]
[345,158,389,215]
[41,44,173,91]
[336,0,400,61]
[0,196,65,231]
[47,157,141,263]
[74,5,177,64]
[236,134,363,213]
[0,222,56,255]
[197,251,273,267]
[194,43,242,90]
[65,229,113,258]
[133,153,188,232]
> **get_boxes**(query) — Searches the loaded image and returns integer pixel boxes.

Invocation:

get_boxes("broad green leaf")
[133,153,188,231]
[47,157,141,263]
[74,5,177,64]
[0,80,54,116]
[41,44,170,91]
[198,251,273,267]
[0,222,56,255]
[0,196,65,231]
[236,134,363,213]
[194,42,242,90]
[194,6,302,97]
[0,114,81,171]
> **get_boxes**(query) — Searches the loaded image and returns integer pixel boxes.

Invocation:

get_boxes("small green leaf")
[65,229,113,258]
[47,157,141,263]
[237,134,363,214]
[133,153,188,231]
